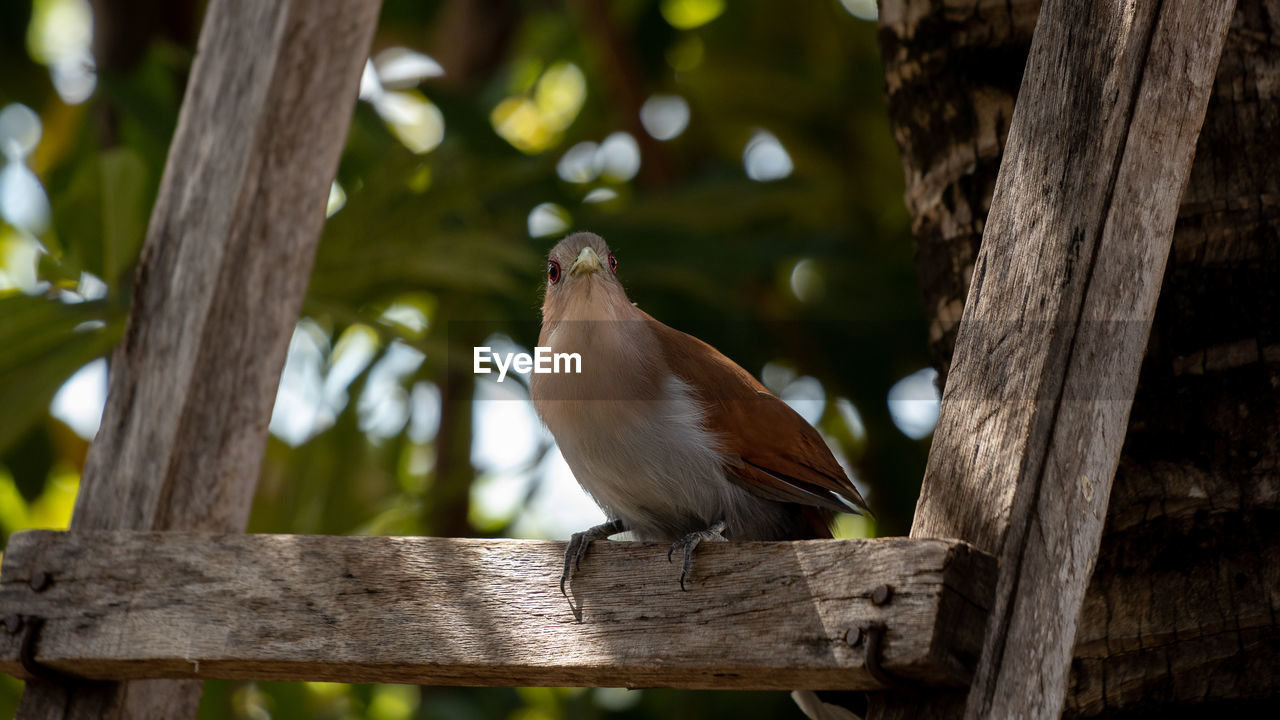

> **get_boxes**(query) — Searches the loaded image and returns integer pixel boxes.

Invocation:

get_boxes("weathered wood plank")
[871,0,1235,719]
[75,0,380,533]
[0,532,995,691]
[16,0,381,718]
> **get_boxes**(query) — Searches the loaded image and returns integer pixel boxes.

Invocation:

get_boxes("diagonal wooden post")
[870,0,1235,718]
[15,0,380,717]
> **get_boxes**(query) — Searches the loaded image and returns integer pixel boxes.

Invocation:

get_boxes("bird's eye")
[608,252,618,275]
[547,259,561,284]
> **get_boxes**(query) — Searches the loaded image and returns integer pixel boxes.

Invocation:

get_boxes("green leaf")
[0,293,123,455]
[47,148,148,287]
[98,149,149,285]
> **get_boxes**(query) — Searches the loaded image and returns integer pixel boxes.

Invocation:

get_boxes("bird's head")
[541,232,633,323]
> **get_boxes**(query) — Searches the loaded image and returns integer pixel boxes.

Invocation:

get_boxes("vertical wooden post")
[870,0,1234,718]
[16,0,380,717]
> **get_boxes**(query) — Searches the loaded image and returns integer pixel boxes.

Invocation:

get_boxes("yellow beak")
[569,246,604,276]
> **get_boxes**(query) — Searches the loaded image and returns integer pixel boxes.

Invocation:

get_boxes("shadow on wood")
[0,532,993,691]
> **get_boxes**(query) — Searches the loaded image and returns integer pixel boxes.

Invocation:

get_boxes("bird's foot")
[562,519,625,596]
[667,520,727,591]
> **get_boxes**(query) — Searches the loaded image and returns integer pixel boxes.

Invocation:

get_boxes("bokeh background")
[0,0,943,717]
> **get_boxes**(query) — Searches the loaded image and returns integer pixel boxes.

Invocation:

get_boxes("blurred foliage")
[0,0,932,718]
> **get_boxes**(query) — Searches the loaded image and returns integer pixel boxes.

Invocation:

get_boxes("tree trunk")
[425,302,478,538]
[878,0,1280,715]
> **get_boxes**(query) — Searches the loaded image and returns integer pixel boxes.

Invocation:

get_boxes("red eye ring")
[608,252,618,275]
[548,259,561,284]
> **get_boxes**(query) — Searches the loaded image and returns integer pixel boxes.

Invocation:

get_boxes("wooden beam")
[0,532,995,691]
[74,0,380,533]
[16,0,381,718]
[870,0,1235,719]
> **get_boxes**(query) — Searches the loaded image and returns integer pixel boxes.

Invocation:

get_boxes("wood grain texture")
[16,0,381,718]
[73,0,379,533]
[1065,1,1280,711]
[873,0,1234,718]
[0,532,995,691]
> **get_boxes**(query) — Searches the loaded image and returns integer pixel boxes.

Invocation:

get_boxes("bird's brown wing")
[644,313,871,517]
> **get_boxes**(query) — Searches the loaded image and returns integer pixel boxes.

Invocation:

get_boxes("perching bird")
[531,232,870,592]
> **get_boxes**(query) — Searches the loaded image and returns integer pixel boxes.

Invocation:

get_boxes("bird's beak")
[569,246,604,277]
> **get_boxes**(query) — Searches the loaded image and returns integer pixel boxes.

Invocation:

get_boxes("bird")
[530,232,870,593]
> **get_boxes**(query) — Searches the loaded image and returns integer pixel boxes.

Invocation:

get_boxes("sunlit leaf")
[533,61,585,133]
[491,61,585,154]
[373,47,445,88]
[491,97,553,154]
[368,683,419,720]
[0,468,30,535]
[25,467,77,529]
[373,90,445,155]
[660,0,726,30]
[0,464,78,539]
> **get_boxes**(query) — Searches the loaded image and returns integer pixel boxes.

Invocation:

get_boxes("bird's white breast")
[537,376,796,541]
[554,375,746,540]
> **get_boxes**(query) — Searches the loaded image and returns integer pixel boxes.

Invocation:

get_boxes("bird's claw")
[561,519,624,596]
[667,520,727,591]
[560,533,585,596]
